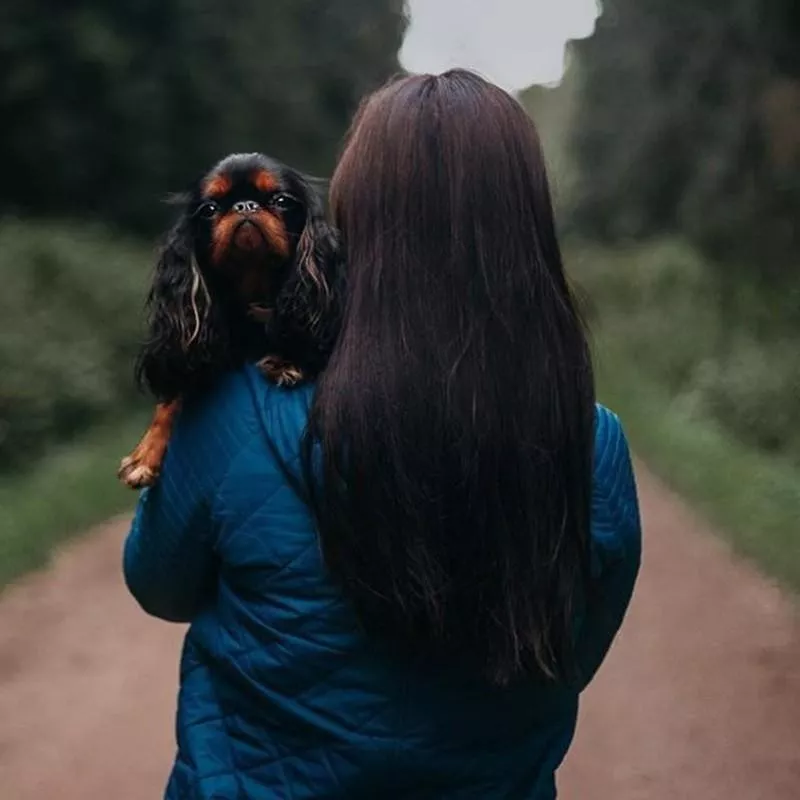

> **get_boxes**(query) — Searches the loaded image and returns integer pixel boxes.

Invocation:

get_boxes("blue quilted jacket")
[124,365,641,799]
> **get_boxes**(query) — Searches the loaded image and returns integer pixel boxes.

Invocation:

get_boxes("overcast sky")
[399,0,599,90]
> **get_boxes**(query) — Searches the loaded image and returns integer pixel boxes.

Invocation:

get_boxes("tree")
[0,0,407,231]
[567,0,799,285]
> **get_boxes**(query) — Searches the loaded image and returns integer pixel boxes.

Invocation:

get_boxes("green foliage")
[518,66,581,204]
[571,242,800,591]
[522,3,800,589]
[571,240,800,465]
[701,341,800,458]
[567,0,800,282]
[0,413,148,589]
[0,1,407,232]
[0,220,152,471]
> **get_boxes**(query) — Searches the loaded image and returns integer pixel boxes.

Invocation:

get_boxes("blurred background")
[0,1,798,797]
[520,0,800,590]
[0,0,409,581]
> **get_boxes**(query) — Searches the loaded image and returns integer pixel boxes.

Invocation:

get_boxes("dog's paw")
[258,355,305,387]
[117,455,159,489]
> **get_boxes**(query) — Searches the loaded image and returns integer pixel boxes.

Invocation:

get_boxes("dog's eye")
[196,201,219,219]
[270,193,296,210]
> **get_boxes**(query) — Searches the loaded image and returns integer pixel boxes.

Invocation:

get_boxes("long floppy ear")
[135,210,227,400]
[276,176,340,353]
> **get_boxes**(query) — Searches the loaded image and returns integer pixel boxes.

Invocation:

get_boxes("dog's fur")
[118,153,338,488]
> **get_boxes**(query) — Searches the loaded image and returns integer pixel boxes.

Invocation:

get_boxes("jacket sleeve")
[575,406,642,690]
[123,381,250,623]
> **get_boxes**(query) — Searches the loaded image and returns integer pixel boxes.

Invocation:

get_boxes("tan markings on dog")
[259,212,290,257]
[252,170,279,193]
[118,400,181,489]
[203,173,233,198]
[211,211,289,265]
[211,215,240,264]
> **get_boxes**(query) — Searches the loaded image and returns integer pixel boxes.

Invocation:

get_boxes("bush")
[568,238,800,589]
[701,341,800,456]
[0,219,152,472]
[570,239,800,466]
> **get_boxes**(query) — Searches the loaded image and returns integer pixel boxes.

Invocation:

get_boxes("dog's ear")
[277,175,340,350]
[135,207,226,399]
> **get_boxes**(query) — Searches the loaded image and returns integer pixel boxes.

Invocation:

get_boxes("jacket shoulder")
[593,404,627,482]
[591,404,641,562]
[180,365,312,441]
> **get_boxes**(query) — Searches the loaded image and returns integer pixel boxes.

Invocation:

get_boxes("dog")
[118,152,338,489]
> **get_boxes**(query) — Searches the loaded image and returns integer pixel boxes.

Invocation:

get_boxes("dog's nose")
[233,200,260,214]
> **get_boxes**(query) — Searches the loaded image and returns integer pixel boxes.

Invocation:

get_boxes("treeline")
[0,1,407,232]
[524,0,799,464]
[569,0,799,285]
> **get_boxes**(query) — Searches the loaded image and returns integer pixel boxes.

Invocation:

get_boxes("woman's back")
[308,70,599,686]
[125,366,640,799]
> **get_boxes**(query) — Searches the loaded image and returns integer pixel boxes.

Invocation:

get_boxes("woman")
[125,70,641,799]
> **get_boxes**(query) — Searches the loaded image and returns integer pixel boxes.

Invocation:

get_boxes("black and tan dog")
[118,153,338,489]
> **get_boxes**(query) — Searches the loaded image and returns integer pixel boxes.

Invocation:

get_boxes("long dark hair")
[303,70,595,685]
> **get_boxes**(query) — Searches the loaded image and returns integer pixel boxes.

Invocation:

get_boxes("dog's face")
[137,152,337,400]
[188,153,312,307]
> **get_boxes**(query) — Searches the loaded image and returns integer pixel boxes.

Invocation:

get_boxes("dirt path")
[0,467,798,799]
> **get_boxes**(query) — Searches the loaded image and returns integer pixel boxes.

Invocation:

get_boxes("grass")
[595,339,800,592]
[0,218,152,591]
[0,412,148,591]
